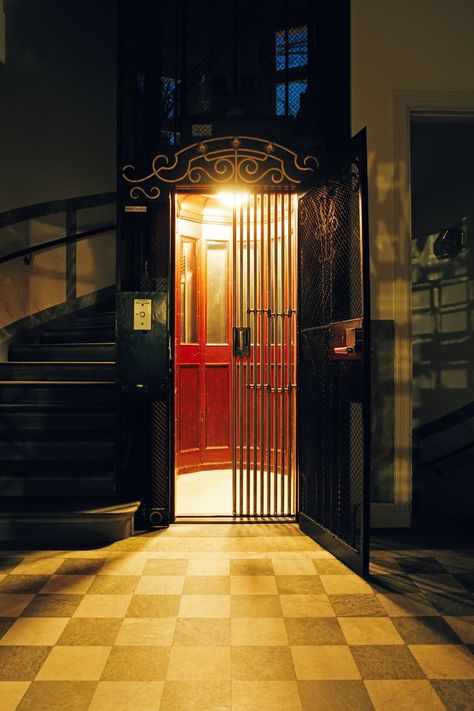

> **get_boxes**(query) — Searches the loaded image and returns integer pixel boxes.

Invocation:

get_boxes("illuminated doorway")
[174,191,298,518]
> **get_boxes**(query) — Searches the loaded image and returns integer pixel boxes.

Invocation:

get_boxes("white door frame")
[387,90,474,528]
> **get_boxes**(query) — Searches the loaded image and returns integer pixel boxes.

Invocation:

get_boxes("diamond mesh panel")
[150,399,170,512]
[298,159,365,552]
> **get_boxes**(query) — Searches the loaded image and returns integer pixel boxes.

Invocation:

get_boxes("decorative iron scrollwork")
[122,135,318,200]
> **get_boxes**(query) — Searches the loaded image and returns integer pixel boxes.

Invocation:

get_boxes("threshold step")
[0,498,141,544]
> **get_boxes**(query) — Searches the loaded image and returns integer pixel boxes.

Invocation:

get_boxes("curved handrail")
[0,192,116,229]
[0,224,116,265]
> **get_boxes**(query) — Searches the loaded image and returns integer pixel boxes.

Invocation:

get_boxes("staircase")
[0,304,139,543]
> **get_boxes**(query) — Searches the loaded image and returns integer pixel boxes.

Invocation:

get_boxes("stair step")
[9,343,116,362]
[0,440,114,461]
[0,498,140,543]
[0,382,116,405]
[0,363,115,381]
[0,410,115,432]
[74,313,116,328]
[0,475,116,497]
[41,327,115,344]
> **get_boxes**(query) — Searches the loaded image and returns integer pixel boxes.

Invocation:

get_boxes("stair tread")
[0,498,140,515]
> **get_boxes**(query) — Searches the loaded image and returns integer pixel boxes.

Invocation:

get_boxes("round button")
[139,311,146,318]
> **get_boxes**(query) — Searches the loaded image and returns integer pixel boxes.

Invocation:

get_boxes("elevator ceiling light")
[217,192,249,208]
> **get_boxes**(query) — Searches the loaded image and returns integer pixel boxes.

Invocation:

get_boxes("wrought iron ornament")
[122,136,319,200]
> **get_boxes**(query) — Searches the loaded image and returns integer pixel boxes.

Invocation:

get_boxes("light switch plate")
[133,298,152,330]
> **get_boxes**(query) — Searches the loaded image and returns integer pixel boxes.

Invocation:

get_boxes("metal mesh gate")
[297,133,370,575]
[232,192,298,517]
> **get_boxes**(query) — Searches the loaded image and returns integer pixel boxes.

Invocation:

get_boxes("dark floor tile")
[370,574,420,594]
[126,594,180,618]
[17,681,97,711]
[392,616,463,644]
[276,575,325,595]
[329,595,386,617]
[230,559,274,575]
[285,617,345,645]
[432,680,474,711]
[87,575,140,595]
[351,645,425,680]
[101,645,170,681]
[143,559,188,575]
[0,557,24,573]
[395,556,448,574]
[0,646,51,680]
[0,617,16,638]
[298,680,375,710]
[21,594,82,617]
[455,573,474,592]
[0,575,50,595]
[425,592,474,617]
[57,618,122,646]
[55,559,106,575]
[313,559,354,575]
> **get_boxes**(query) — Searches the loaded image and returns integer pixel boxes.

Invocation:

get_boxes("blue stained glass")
[275,79,308,117]
[275,26,308,71]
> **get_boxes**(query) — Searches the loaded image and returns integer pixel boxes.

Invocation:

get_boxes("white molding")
[391,90,474,515]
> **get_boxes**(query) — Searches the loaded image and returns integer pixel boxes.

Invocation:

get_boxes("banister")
[0,191,116,229]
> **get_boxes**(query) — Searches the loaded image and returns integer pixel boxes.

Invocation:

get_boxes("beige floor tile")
[99,555,147,576]
[87,575,140,595]
[179,594,230,618]
[0,681,30,710]
[232,646,296,680]
[0,618,68,646]
[272,559,318,576]
[409,644,474,679]
[231,595,283,618]
[88,681,164,711]
[10,559,62,576]
[115,618,176,646]
[232,680,302,710]
[231,576,278,595]
[280,594,335,618]
[186,559,230,576]
[35,645,111,680]
[320,575,373,595]
[39,575,95,594]
[339,617,405,645]
[365,679,446,710]
[143,559,188,575]
[291,645,360,680]
[444,616,474,644]
[231,618,288,646]
[313,559,355,575]
[376,593,439,617]
[0,594,33,617]
[160,680,231,711]
[73,594,132,618]
[183,575,230,594]
[101,646,170,681]
[135,576,184,595]
[173,618,230,646]
[167,645,231,680]
[265,537,322,552]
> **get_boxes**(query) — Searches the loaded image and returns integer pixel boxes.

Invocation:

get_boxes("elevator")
[174,191,298,518]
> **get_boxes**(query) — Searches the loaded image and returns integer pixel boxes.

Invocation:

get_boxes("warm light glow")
[217,192,249,208]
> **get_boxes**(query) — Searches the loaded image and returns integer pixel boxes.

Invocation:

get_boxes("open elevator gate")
[232,192,297,518]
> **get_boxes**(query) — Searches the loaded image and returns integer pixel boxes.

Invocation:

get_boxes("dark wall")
[0,0,117,212]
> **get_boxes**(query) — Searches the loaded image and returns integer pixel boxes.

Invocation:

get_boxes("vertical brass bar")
[246,197,251,516]
[259,193,265,516]
[280,193,286,515]
[253,194,258,515]
[288,194,294,515]
[266,193,272,516]
[232,204,237,516]
[273,191,279,514]
[239,204,244,517]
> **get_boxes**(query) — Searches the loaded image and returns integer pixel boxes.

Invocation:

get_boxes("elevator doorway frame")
[173,188,299,522]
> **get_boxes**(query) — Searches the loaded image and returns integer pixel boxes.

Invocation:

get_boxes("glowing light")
[217,192,249,208]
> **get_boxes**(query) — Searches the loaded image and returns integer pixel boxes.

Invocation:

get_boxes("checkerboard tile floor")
[0,524,472,710]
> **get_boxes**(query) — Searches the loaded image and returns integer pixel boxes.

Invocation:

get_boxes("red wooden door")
[175,233,232,473]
